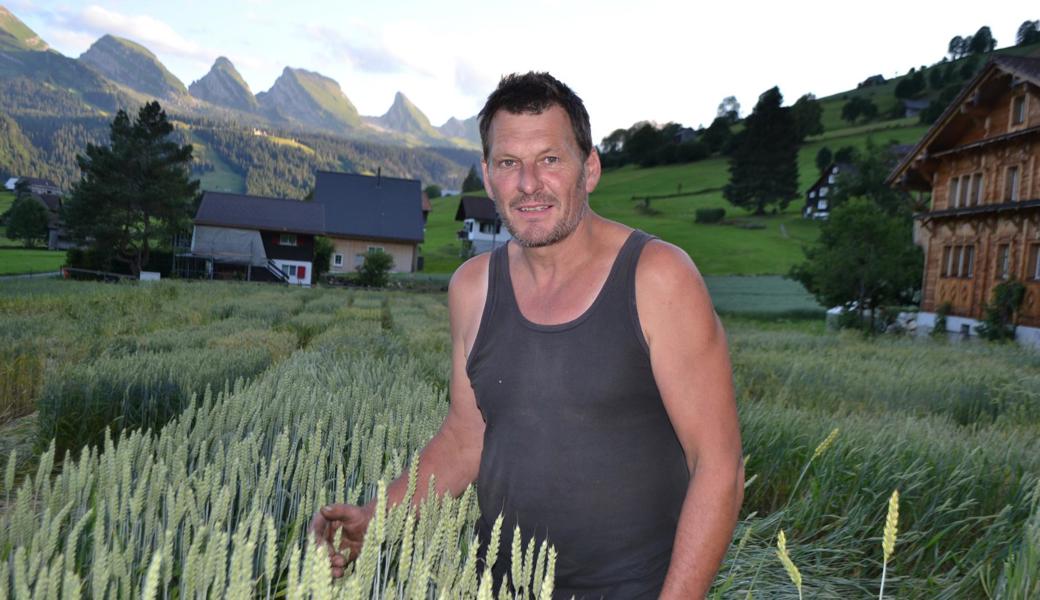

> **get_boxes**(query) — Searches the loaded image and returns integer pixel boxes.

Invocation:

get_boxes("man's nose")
[517,163,541,195]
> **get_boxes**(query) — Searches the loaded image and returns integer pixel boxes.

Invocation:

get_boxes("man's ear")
[584,149,602,194]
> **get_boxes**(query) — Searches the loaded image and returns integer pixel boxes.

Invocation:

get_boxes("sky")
[11,0,1035,142]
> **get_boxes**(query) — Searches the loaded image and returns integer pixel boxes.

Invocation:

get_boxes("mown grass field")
[420,115,929,276]
[0,248,65,275]
[0,279,1037,598]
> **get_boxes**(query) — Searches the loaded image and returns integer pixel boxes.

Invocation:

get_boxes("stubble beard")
[497,171,588,248]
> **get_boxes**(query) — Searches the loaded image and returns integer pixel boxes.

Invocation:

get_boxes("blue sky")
[11,0,1033,141]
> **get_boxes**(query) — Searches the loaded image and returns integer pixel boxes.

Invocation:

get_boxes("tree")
[313,236,333,280]
[357,249,394,287]
[828,140,916,217]
[894,69,926,99]
[815,146,833,174]
[1017,20,1040,46]
[423,184,442,199]
[63,101,198,276]
[841,96,878,124]
[968,26,996,54]
[791,94,823,141]
[948,35,968,59]
[461,165,483,193]
[789,197,922,332]
[702,116,732,155]
[624,122,666,167]
[717,96,741,123]
[5,183,49,248]
[723,87,799,215]
[834,146,858,164]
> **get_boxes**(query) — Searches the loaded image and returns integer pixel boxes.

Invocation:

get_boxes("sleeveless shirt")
[466,230,690,600]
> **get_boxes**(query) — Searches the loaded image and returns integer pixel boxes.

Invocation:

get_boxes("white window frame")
[1006,166,1021,202]
[367,246,385,254]
[949,176,960,208]
[333,253,343,267]
[997,244,1010,280]
[279,233,298,247]
[1011,95,1026,126]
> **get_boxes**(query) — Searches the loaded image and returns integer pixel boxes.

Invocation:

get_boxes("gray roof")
[455,195,500,222]
[194,192,326,234]
[313,170,424,243]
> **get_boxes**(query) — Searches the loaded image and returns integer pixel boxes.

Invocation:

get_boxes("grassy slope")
[191,137,246,193]
[420,118,928,277]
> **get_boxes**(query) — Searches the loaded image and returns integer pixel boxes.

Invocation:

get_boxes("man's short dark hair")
[478,72,592,161]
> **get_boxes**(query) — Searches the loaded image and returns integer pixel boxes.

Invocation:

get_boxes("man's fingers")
[320,503,360,521]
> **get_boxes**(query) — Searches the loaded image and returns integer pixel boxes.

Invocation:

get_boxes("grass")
[0,247,65,275]
[191,137,246,193]
[0,280,1036,597]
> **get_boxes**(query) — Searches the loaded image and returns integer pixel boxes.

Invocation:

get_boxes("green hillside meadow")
[0,280,1037,598]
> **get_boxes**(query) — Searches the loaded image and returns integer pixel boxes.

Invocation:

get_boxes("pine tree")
[723,87,799,215]
[461,165,483,193]
[64,101,198,276]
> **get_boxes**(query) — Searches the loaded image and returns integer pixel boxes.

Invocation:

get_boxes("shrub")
[977,280,1026,342]
[358,250,395,287]
[695,208,726,224]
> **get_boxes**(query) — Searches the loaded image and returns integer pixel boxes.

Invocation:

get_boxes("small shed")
[455,195,510,255]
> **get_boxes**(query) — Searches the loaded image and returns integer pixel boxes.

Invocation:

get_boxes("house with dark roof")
[455,195,510,255]
[803,163,855,220]
[189,191,324,285]
[184,170,426,284]
[887,55,1040,346]
[314,170,425,274]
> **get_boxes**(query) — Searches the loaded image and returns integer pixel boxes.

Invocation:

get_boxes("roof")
[34,192,61,213]
[807,162,856,194]
[455,195,500,222]
[313,171,424,243]
[194,191,326,235]
[888,56,1040,188]
[19,177,58,188]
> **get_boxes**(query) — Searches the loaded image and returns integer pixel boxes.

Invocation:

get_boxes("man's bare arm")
[636,241,744,599]
[312,255,489,576]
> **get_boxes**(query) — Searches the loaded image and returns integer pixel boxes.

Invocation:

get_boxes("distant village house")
[455,195,510,255]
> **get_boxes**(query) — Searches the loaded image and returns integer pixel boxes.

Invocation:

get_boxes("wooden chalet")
[803,162,855,220]
[888,56,1040,343]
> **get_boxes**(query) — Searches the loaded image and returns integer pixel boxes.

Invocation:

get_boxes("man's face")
[481,105,600,248]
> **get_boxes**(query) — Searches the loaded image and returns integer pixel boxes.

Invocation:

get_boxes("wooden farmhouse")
[183,170,426,284]
[888,56,1040,344]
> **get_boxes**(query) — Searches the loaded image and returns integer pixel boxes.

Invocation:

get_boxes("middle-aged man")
[312,72,744,599]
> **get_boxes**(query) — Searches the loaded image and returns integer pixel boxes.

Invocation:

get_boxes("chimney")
[377,167,381,187]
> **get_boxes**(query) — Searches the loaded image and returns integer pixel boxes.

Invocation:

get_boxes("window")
[334,254,343,267]
[970,174,983,206]
[367,246,385,253]
[997,244,1010,280]
[819,187,828,197]
[1006,166,1020,202]
[1030,244,1040,280]
[943,244,975,278]
[828,174,836,184]
[958,174,970,207]
[948,176,960,208]
[809,190,816,199]
[355,253,366,267]
[817,199,828,210]
[279,233,298,247]
[1012,95,1026,126]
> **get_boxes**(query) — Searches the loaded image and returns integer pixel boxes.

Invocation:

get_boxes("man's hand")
[309,503,375,578]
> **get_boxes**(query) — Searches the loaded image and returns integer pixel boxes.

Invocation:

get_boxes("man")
[312,72,743,599]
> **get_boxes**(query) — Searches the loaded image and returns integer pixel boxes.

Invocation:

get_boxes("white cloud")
[78,4,211,62]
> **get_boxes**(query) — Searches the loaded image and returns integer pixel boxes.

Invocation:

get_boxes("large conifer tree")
[64,101,198,276]
[723,87,799,215]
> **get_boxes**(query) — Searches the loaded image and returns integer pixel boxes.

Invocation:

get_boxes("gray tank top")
[466,229,689,599]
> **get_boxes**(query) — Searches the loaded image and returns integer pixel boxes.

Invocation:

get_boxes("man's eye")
[499,159,515,168]
[544,156,559,164]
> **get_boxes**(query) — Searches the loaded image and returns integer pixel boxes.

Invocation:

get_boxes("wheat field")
[0,280,1037,598]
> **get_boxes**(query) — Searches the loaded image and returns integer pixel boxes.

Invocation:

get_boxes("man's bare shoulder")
[637,239,708,297]
[635,240,717,345]
[448,252,492,338]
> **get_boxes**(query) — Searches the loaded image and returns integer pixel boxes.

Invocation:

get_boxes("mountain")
[438,115,480,145]
[369,91,444,142]
[189,56,258,112]
[79,34,188,101]
[0,5,47,52]
[257,67,362,134]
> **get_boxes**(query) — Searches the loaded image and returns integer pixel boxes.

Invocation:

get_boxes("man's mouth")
[517,205,551,213]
